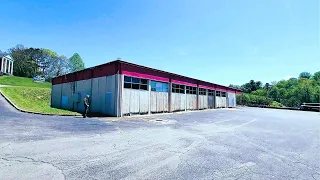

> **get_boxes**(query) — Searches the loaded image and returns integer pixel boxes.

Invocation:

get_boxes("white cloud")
[285,75,294,80]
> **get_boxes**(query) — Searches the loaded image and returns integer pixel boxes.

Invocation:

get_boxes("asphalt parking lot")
[0,95,319,180]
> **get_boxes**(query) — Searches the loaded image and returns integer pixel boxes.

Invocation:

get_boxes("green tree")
[69,53,85,72]
[312,71,320,82]
[9,45,38,77]
[299,72,312,79]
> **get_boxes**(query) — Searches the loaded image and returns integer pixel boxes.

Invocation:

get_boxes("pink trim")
[122,71,169,82]
[216,87,226,92]
[236,91,243,95]
[199,85,215,90]
[227,89,235,93]
[172,79,197,87]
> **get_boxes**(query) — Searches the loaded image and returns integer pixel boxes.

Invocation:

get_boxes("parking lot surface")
[0,95,319,180]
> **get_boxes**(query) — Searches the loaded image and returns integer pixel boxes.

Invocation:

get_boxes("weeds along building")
[51,60,242,117]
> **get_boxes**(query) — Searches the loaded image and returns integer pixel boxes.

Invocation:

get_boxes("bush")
[271,101,283,107]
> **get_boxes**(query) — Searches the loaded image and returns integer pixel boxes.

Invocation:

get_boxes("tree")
[69,53,85,72]
[312,71,320,82]
[299,72,312,79]
[9,45,38,77]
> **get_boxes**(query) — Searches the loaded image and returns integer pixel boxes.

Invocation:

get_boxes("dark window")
[221,92,226,97]
[124,76,148,91]
[208,90,215,96]
[216,91,221,96]
[124,83,131,88]
[186,86,197,94]
[132,77,140,84]
[199,88,206,95]
[124,76,132,83]
[172,84,185,93]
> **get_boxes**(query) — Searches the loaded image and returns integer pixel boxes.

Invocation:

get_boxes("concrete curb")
[0,89,81,117]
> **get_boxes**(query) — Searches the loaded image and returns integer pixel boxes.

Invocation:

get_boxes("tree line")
[230,72,320,107]
[1,44,85,81]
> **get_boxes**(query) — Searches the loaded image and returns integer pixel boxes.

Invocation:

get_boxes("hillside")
[0,76,79,115]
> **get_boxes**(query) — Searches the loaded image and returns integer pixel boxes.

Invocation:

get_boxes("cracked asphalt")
[0,95,320,180]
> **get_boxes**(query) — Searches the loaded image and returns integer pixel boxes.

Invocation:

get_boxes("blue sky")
[0,0,319,86]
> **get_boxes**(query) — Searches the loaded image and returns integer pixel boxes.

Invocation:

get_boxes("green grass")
[0,76,51,88]
[0,86,79,115]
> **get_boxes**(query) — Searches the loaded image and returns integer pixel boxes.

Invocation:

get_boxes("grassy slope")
[0,76,51,88]
[0,76,79,115]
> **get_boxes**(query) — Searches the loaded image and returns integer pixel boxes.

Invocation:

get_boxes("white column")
[3,58,6,73]
[8,61,10,74]
[11,61,13,75]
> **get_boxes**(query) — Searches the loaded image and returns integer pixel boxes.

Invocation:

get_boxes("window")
[186,86,197,94]
[151,81,169,92]
[172,84,185,93]
[208,90,215,96]
[124,76,148,90]
[199,88,206,95]
[221,92,226,97]
[216,91,221,96]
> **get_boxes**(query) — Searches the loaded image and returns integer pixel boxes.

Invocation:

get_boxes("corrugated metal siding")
[105,75,117,116]
[74,79,92,113]
[98,76,106,114]
[61,83,73,110]
[216,96,222,108]
[186,94,197,110]
[122,89,149,115]
[221,97,227,108]
[208,95,214,109]
[171,93,186,111]
[227,93,236,107]
[139,90,149,113]
[122,88,131,115]
[199,95,208,109]
[51,84,62,109]
[150,92,169,113]
[91,78,101,113]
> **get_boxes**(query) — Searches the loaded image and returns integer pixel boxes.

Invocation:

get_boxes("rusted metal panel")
[139,90,149,113]
[51,84,62,109]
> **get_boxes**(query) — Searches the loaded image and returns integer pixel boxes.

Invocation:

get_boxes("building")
[0,54,14,75]
[51,60,242,117]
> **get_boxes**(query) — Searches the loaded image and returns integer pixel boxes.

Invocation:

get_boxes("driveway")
[0,95,319,180]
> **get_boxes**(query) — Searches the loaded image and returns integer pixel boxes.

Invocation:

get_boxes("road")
[0,94,320,180]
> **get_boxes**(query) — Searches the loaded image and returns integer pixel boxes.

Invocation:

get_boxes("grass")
[0,76,51,88]
[0,86,79,115]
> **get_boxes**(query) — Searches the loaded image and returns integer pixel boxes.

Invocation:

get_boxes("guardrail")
[301,103,320,111]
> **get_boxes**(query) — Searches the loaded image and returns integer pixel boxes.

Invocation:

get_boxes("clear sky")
[0,0,319,86]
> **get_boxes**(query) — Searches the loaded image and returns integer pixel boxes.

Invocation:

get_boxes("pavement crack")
[1,156,66,180]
